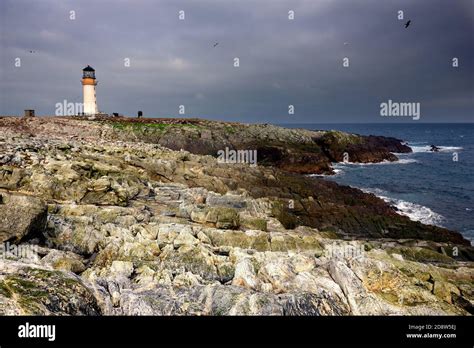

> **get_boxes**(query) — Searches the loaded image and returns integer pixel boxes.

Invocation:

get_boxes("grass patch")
[225,126,237,134]
[0,281,13,298]
[111,122,201,132]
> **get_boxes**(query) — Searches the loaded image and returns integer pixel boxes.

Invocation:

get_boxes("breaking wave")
[307,168,343,177]
[339,158,418,165]
[360,188,445,227]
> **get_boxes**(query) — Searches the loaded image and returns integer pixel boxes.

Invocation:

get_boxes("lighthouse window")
[83,71,95,78]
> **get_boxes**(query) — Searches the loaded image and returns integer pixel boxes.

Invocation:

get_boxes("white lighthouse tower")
[82,65,98,115]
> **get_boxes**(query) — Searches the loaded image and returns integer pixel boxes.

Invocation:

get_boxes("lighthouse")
[81,65,98,115]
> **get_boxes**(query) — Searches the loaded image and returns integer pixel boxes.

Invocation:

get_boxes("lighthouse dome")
[83,65,95,72]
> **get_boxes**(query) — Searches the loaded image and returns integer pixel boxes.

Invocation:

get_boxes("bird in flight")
[343,42,349,46]
[28,50,36,53]
[213,42,219,48]
[405,20,411,28]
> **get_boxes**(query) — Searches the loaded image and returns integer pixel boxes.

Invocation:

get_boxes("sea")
[279,123,474,243]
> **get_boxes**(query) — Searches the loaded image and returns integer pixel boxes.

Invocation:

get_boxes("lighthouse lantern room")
[82,65,98,115]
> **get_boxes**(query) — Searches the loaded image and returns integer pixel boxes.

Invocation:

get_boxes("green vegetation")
[271,200,297,229]
[0,281,13,298]
[240,216,267,231]
[111,122,201,132]
[387,247,455,264]
[224,126,237,134]
[320,130,362,150]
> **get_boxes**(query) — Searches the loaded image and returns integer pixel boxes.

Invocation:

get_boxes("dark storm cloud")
[0,0,473,122]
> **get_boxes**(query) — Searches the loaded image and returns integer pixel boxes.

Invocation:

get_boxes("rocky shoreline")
[0,116,472,315]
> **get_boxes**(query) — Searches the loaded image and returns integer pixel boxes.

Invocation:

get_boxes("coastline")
[0,116,473,316]
[315,126,473,243]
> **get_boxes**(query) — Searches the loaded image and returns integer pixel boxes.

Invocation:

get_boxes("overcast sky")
[0,0,473,123]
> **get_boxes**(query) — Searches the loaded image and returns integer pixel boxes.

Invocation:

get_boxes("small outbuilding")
[24,110,35,117]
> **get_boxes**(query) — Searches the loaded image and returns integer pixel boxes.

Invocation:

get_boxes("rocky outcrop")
[0,116,472,316]
[0,260,100,315]
[65,116,411,175]
[0,223,471,315]
[0,191,47,243]
[0,119,466,245]
[314,131,411,163]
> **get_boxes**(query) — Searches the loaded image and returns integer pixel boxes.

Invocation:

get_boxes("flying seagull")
[213,42,219,48]
[28,50,36,53]
[405,20,411,28]
[343,42,349,46]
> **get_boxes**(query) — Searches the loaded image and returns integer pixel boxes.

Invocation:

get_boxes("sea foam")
[338,158,418,165]
[361,188,445,227]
